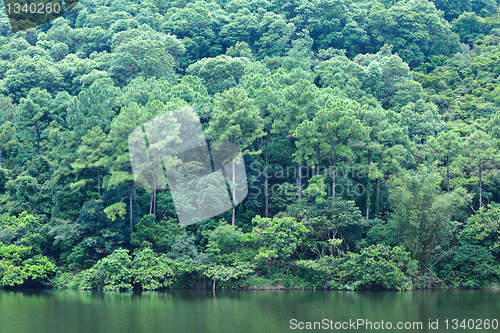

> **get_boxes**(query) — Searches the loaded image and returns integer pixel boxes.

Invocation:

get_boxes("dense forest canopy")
[1,0,500,291]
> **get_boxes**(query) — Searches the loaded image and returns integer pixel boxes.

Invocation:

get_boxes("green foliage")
[268,182,298,215]
[187,55,249,94]
[0,243,56,287]
[250,215,308,274]
[130,215,182,253]
[2,0,500,291]
[361,220,400,248]
[458,204,500,259]
[131,248,175,290]
[452,12,486,45]
[287,197,366,255]
[201,263,253,289]
[390,168,471,265]
[297,245,418,290]
[436,245,500,288]
[332,245,419,291]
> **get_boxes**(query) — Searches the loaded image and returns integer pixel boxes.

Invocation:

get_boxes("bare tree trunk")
[153,153,157,215]
[317,150,320,176]
[36,123,40,156]
[479,164,483,208]
[332,166,335,198]
[366,156,371,222]
[129,184,133,230]
[153,188,157,215]
[366,182,370,222]
[149,191,153,215]
[446,163,450,193]
[265,135,269,218]
[232,159,236,226]
[213,278,216,290]
[332,154,337,198]
[447,164,450,220]
[97,168,100,196]
[298,162,302,200]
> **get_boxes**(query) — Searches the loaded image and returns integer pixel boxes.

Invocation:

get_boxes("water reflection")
[1,289,499,333]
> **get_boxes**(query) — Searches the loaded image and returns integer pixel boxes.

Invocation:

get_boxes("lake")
[1,289,499,332]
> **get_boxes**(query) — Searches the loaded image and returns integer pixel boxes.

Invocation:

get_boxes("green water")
[1,289,499,333]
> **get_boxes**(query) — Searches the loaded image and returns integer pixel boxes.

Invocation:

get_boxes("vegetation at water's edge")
[2,0,500,291]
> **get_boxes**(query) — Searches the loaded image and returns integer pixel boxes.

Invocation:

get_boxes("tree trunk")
[258,136,262,166]
[332,166,335,198]
[232,159,236,226]
[213,277,216,290]
[35,122,40,156]
[365,156,371,222]
[150,152,158,215]
[181,128,184,176]
[446,163,450,193]
[149,191,154,215]
[479,164,483,208]
[97,167,100,196]
[129,184,133,230]
[265,135,269,218]
[332,153,337,198]
[316,150,320,176]
[153,152,157,215]
[375,153,383,216]
[447,163,450,219]
[366,181,371,223]
[297,162,302,200]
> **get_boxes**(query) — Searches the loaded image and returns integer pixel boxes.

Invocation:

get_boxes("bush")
[436,245,500,288]
[331,245,418,291]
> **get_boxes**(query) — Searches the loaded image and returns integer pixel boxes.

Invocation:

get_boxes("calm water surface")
[1,289,499,333]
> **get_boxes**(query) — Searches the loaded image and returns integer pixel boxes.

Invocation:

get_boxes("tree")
[71,126,107,197]
[465,130,499,208]
[0,243,56,287]
[359,106,412,219]
[390,168,471,265]
[332,245,419,291]
[1,55,63,102]
[458,204,500,260]
[452,12,486,45]
[294,98,370,198]
[130,215,182,253]
[110,39,176,86]
[255,11,296,58]
[286,197,365,256]
[0,121,20,167]
[426,130,463,193]
[66,78,120,139]
[270,74,321,200]
[132,248,175,290]
[100,102,152,230]
[202,263,252,290]
[251,215,309,275]
[17,88,53,156]
[206,223,245,259]
[205,88,265,225]
[186,55,249,95]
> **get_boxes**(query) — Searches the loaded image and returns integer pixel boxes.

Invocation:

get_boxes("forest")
[1,0,500,291]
